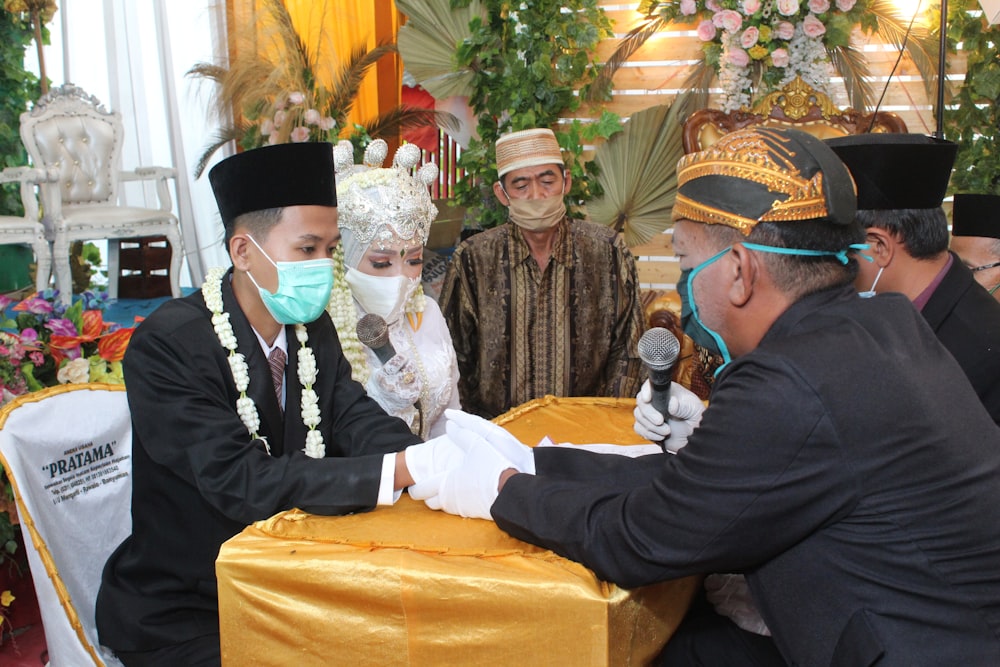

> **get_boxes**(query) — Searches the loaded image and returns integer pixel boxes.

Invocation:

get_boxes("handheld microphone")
[355,313,395,365]
[637,327,681,420]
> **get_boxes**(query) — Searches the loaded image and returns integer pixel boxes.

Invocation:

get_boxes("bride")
[327,139,460,438]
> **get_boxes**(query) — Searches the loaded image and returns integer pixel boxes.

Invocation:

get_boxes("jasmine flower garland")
[203,267,326,459]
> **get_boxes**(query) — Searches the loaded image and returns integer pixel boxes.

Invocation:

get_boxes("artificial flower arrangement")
[641,0,869,111]
[0,289,135,406]
[256,90,337,146]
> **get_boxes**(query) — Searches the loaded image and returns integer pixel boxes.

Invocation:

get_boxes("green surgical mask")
[246,235,334,325]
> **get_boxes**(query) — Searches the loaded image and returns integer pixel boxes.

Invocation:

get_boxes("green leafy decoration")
[941,0,1000,195]
[450,0,620,230]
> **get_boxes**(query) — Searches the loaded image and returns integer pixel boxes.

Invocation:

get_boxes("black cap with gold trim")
[673,127,857,235]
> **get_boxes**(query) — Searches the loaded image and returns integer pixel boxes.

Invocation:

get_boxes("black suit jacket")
[922,252,1000,424]
[96,270,420,652]
[493,287,1000,666]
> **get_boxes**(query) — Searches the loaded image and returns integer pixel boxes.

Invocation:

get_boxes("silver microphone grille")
[637,327,681,371]
[356,313,390,350]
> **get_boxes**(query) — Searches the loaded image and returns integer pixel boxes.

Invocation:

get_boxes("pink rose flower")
[288,91,306,105]
[809,0,831,13]
[771,47,790,67]
[802,14,827,36]
[260,119,274,137]
[304,109,321,125]
[29,350,44,366]
[706,0,722,11]
[318,116,336,131]
[728,47,750,67]
[290,126,311,143]
[774,21,796,39]
[741,26,760,48]
[836,0,857,10]
[742,0,762,14]
[697,19,718,41]
[680,0,698,15]
[776,0,800,16]
[715,9,744,32]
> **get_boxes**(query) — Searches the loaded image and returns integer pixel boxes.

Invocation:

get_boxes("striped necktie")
[268,347,286,411]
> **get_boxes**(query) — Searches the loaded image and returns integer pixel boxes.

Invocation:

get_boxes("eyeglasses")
[970,260,1000,273]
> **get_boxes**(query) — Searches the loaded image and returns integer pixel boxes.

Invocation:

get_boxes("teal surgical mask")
[677,247,733,368]
[678,241,869,371]
[245,234,334,324]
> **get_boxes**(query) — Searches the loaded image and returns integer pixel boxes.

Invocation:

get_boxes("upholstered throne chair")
[681,76,909,154]
[19,83,184,304]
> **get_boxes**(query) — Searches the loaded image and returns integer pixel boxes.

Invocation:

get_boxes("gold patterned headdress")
[334,139,439,269]
[672,127,857,235]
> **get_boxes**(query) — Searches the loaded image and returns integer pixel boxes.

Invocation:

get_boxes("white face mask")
[344,267,419,324]
[859,266,885,298]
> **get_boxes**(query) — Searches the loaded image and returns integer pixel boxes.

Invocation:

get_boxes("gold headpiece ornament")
[334,139,439,268]
[672,127,856,235]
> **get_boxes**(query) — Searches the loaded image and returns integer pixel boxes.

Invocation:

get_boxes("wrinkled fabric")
[441,220,645,418]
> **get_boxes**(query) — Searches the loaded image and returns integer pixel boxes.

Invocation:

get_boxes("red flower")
[98,328,134,363]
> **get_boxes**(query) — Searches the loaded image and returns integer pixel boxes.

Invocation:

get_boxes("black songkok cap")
[825,134,957,210]
[673,127,857,234]
[209,142,337,228]
[952,193,1000,239]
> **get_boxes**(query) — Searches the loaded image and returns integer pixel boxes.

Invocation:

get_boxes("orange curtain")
[225,0,400,148]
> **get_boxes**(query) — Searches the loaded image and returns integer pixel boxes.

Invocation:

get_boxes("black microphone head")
[356,313,390,350]
[638,327,681,372]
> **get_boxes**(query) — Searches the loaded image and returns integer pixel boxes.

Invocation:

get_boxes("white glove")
[704,574,771,636]
[403,434,465,494]
[633,380,705,453]
[367,353,422,413]
[422,427,516,520]
[443,409,535,474]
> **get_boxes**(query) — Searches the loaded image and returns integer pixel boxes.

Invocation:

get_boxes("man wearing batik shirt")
[440,128,645,419]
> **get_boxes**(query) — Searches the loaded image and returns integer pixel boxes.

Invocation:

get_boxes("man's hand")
[633,379,705,453]
[443,409,535,473]
[422,426,517,520]
[403,434,464,494]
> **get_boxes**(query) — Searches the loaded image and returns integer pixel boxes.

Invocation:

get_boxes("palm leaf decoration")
[187,0,452,177]
[586,99,689,247]
[396,0,485,99]
[588,1,941,112]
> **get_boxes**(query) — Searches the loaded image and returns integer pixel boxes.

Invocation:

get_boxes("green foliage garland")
[451,0,623,230]
[941,0,1000,195]
[0,9,40,217]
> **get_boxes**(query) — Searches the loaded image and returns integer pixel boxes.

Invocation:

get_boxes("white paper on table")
[534,435,664,458]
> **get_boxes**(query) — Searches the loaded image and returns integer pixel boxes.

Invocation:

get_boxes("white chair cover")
[0,384,131,667]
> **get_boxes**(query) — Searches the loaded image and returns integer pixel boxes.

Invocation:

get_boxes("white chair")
[19,83,184,305]
[0,384,130,667]
[0,165,54,293]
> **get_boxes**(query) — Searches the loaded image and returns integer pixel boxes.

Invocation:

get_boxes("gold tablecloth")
[217,396,699,666]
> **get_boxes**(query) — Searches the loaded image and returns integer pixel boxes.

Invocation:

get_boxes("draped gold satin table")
[216,396,700,666]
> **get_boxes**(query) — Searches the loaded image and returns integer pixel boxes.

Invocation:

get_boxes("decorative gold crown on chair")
[334,139,439,248]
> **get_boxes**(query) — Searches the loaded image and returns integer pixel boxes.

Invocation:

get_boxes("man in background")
[827,134,1000,424]
[440,128,645,419]
[950,193,1000,300]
